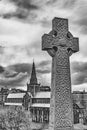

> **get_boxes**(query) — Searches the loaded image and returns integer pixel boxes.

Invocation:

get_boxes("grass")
[0,106,87,130]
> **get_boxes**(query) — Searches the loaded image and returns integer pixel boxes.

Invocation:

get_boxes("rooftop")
[31,103,50,108]
[7,92,32,99]
[4,103,22,106]
[34,92,51,99]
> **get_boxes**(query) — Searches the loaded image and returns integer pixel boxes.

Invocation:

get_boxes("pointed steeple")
[30,61,37,85]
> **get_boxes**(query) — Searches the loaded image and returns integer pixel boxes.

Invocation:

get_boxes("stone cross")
[42,17,79,130]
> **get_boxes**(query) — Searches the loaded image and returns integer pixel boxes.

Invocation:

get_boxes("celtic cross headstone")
[42,17,79,130]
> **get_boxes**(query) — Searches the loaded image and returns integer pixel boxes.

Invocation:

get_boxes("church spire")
[30,61,37,85]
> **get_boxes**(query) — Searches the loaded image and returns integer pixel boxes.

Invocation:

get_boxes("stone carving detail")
[42,17,79,130]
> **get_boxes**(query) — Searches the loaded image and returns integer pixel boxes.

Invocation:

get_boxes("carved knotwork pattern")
[42,17,79,130]
[49,48,73,129]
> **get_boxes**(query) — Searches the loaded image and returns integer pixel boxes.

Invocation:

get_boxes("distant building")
[31,91,50,123]
[3,61,87,124]
[9,88,26,93]
[5,92,32,110]
[73,91,86,124]
[0,88,9,105]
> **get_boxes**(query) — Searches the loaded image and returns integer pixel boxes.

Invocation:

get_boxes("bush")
[0,106,31,130]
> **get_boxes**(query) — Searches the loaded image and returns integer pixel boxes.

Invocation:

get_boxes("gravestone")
[42,17,79,130]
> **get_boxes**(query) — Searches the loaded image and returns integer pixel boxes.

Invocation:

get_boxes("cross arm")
[73,37,79,52]
[69,37,79,53]
[66,32,79,53]
[42,34,53,50]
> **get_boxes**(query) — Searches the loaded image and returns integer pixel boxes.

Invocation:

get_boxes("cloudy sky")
[0,0,87,91]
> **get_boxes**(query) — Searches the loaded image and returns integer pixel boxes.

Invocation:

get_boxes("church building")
[27,61,50,123]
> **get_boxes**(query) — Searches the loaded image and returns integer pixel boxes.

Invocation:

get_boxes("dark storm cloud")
[10,61,51,75]
[7,61,51,75]
[0,63,31,88]
[0,61,51,88]
[71,62,87,85]
[71,62,87,73]
[77,16,87,27]
[37,69,50,74]
[72,72,86,85]
[8,63,32,74]
[9,0,38,10]
[4,72,18,78]
[37,60,51,74]
[38,60,51,67]
[78,17,87,34]
[0,72,28,87]
[0,66,4,73]
[2,0,38,19]
[2,7,36,19]
[2,9,29,19]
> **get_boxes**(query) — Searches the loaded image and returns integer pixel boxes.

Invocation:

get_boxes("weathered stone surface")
[42,17,79,130]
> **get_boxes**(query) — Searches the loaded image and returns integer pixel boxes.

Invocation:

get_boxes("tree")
[0,107,31,130]
[0,113,7,130]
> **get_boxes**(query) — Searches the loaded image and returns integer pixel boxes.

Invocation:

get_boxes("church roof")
[4,103,22,106]
[7,92,32,99]
[76,102,85,109]
[7,93,26,99]
[34,92,50,98]
[31,103,50,108]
